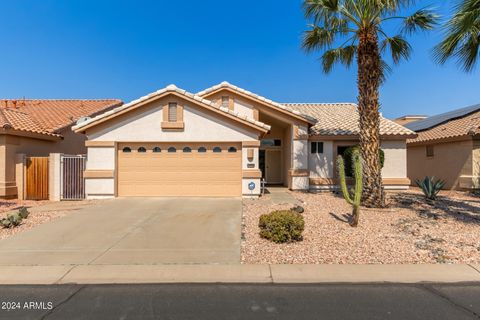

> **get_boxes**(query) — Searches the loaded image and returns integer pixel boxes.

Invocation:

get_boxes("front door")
[265,149,282,184]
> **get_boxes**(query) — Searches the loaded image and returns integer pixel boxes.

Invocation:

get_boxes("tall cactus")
[337,150,363,227]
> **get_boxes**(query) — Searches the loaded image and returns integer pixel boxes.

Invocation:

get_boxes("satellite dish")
[76,116,91,125]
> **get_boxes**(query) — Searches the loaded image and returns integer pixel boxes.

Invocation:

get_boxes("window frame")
[213,147,222,153]
[311,142,324,154]
[426,145,434,158]
[167,147,177,153]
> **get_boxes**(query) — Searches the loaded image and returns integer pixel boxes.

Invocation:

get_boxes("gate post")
[49,153,61,201]
[15,154,26,200]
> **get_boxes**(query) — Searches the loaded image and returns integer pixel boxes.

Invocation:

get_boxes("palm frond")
[402,7,440,34]
[379,59,392,84]
[321,45,357,73]
[433,0,480,72]
[303,0,340,21]
[380,35,412,64]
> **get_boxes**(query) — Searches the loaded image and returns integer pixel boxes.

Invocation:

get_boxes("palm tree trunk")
[357,31,386,208]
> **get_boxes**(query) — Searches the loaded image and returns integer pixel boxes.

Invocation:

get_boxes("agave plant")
[415,176,445,201]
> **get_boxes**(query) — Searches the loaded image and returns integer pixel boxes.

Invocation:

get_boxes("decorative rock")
[291,206,305,214]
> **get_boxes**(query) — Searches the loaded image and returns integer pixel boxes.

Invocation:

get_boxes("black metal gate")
[61,155,86,200]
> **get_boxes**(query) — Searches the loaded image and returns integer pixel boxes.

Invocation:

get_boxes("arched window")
[198,147,207,153]
[152,147,161,153]
[183,147,192,153]
[137,147,146,153]
[168,147,176,153]
[122,147,131,153]
[228,147,237,153]
[213,147,222,153]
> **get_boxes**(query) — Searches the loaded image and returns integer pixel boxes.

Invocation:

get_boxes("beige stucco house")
[404,104,480,190]
[0,99,122,198]
[73,82,414,199]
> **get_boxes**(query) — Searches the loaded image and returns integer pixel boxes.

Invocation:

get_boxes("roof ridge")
[282,102,357,105]
[73,85,271,132]
[197,81,316,123]
[0,98,122,102]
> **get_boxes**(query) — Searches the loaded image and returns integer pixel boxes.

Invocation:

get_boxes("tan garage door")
[117,142,242,197]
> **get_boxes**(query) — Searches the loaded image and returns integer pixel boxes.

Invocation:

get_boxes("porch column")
[289,125,309,190]
[242,141,261,198]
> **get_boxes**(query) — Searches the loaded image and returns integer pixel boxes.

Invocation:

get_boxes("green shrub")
[18,207,29,219]
[259,210,304,243]
[1,212,22,229]
[343,146,384,177]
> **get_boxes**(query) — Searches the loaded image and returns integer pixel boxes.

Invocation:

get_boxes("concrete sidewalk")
[1,264,479,285]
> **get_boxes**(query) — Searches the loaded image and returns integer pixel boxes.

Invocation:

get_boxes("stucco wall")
[381,140,407,179]
[309,141,334,178]
[407,139,473,189]
[473,138,480,188]
[87,97,258,142]
[234,99,255,119]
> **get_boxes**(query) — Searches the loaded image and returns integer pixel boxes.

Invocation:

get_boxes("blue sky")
[0,0,478,119]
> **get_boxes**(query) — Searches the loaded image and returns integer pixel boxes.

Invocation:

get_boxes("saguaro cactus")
[337,150,363,227]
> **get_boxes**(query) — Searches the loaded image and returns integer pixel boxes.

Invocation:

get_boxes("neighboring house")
[404,104,480,190]
[73,82,415,199]
[393,115,427,126]
[0,99,122,198]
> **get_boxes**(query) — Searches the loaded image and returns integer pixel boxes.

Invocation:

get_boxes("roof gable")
[72,85,270,134]
[197,82,316,124]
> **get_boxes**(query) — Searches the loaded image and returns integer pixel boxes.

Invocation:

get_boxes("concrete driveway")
[0,198,242,265]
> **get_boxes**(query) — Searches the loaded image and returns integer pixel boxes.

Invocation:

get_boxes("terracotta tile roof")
[0,99,122,138]
[407,107,480,144]
[73,85,271,132]
[197,82,317,123]
[285,103,416,137]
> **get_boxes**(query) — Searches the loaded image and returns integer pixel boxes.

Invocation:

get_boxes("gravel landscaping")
[241,188,480,264]
[0,200,101,240]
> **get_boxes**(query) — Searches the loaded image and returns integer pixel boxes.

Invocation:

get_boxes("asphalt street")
[0,283,479,320]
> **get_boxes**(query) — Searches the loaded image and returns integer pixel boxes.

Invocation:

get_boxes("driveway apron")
[0,198,242,265]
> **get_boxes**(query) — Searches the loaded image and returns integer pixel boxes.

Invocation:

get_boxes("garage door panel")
[117,143,242,197]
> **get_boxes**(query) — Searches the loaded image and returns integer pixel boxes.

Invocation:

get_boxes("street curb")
[0,264,479,285]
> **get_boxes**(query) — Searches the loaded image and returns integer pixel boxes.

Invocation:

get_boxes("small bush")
[259,210,304,243]
[1,213,22,229]
[18,207,29,219]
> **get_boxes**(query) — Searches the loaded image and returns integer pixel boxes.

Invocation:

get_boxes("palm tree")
[302,0,438,207]
[434,0,480,72]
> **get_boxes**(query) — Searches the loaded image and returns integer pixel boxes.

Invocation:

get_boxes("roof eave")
[0,128,63,141]
[73,90,269,135]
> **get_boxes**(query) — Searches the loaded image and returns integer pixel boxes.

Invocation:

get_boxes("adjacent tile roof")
[73,85,271,132]
[285,103,416,137]
[406,106,480,144]
[197,82,317,123]
[0,99,122,138]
